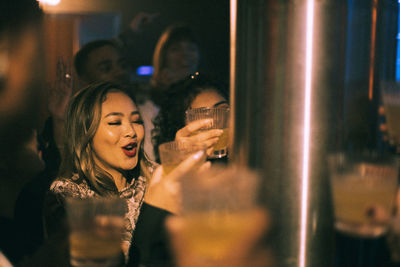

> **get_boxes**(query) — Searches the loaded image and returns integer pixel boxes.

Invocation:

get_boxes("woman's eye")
[132,120,144,125]
[108,121,121,125]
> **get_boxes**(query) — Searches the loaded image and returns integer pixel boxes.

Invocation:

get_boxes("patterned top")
[49,173,147,257]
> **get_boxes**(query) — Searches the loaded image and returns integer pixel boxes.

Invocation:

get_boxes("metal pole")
[230,0,346,266]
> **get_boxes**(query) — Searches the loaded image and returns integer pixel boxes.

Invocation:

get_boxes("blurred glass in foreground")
[166,165,274,267]
[328,152,398,238]
[65,197,126,267]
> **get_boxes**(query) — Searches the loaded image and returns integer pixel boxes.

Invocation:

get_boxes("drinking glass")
[65,197,126,267]
[179,165,261,261]
[158,140,206,175]
[185,107,230,159]
[328,152,398,237]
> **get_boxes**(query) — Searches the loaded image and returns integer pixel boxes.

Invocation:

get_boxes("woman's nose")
[124,123,136,138]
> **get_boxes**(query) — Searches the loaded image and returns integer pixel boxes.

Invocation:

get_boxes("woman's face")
[92,91,144,177]
[165,40,199,75]
[190,89,229,109]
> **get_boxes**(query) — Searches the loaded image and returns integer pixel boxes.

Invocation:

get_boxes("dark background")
[119,0,230,81]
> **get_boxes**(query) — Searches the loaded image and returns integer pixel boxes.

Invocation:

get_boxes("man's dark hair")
[74,40,118,77]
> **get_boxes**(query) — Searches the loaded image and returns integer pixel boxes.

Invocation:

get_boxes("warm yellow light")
[300,0,315,267]
[37,0,61,6]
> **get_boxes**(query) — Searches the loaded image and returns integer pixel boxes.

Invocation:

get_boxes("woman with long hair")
[44,81,206,264]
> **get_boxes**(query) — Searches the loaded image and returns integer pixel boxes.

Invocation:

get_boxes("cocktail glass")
[185,107,230,159]
[158,140,206,175]
[65,197,126,267]
[179,165,261,261]
[328,152,398,237]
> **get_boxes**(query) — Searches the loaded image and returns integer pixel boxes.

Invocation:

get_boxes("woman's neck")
[112,172,128,191]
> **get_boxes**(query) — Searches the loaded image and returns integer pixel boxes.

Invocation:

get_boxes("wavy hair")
[152,74,228,162]
[59,82,140,195]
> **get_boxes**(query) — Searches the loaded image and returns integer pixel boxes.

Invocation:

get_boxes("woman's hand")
[144,150,209,214]
[175,119,223,157]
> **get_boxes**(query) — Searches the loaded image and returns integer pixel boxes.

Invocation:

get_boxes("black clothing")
[129,203,174,267]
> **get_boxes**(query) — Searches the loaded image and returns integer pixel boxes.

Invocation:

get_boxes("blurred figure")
[74,40,129,87]
[0,0,46,158]
[152,73,229,162]
[11,58,74,260]
[0,0,47,264]
[0,129,45,263]
[42,57,74,165]
[150,24,200,103]
[136,25,200,161]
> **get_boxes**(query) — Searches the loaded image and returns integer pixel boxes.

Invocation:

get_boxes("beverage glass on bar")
[65,197,126,267]
[180,166,260,261]
[328,152,398,237]
[158,140,206,175]
[185,107,230,159]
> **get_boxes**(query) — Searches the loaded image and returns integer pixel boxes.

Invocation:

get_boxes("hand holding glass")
[185,107,230,159]
[158,140,206,175]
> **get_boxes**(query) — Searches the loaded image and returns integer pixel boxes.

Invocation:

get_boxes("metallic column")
[230,0,346,266]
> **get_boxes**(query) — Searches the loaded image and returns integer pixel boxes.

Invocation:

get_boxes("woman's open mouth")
[122,142,137,157]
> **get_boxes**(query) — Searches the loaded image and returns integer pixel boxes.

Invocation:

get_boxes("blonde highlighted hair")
[59,82,140,195]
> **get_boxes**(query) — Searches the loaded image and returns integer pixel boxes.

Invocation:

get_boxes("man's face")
[82,45,129,85]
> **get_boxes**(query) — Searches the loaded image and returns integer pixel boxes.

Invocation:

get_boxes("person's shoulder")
[50,174,95,199]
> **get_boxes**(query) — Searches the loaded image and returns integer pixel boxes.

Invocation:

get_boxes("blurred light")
[368,0,378,100]
[37,0,61,6]
[300,0,315,267]
[396,1,400,80]
[136,66,153,76]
